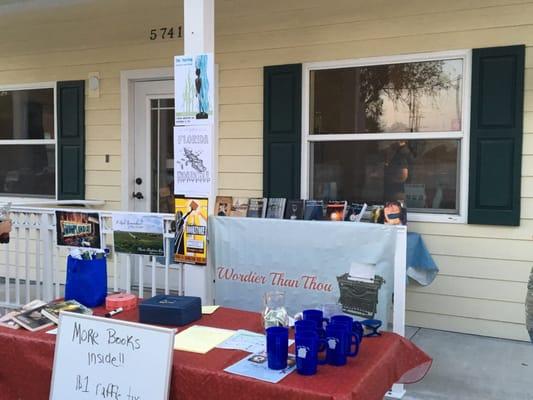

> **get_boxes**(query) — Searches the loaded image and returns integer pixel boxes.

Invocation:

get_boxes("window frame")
[301,50,472,224]
[0,81,58,200]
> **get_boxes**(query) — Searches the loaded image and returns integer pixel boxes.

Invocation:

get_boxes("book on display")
[303,200,325,220]
[247,198,267,218]
[284,200,304,220]
[265,198,286,219]
[325,201,347,221]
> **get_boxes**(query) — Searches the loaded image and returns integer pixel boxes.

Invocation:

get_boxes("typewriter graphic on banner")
[337,262,385,319]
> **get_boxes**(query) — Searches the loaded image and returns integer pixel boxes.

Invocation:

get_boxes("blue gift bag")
[64,255,107,307]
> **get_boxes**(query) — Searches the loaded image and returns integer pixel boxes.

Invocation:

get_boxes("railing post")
[40,213,54,302]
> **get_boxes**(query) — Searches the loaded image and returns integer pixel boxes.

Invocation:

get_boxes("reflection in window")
[310,59,463,134]
[0,145,55,197]
[311,140,459,213]
[0,87,55,197]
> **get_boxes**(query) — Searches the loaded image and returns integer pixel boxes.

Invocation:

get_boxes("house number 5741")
[149,26,182,40]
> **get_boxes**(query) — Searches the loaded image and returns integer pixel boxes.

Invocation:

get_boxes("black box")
[139,295,201,326]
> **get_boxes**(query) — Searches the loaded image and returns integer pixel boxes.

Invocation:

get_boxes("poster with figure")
[174,197,208,265]
[173,125,212,197]
[174,53,214,126]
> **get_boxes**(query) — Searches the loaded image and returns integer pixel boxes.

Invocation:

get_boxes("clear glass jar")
[263,291,289,329]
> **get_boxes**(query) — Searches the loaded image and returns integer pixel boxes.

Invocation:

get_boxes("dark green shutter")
[57,80,85,200]
[468,45,524,226]
[263,64,302,198]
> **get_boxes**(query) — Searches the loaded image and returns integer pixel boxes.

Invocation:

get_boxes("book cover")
[230,197,249,217]
[174,197,209,265]
[304,200,325,220]
[345,203,368,222]
[325,201,347,221]
[284,200,304,220]
[224,352,296,384]
[247,198,267,218]
[0,311,21,329]
[215,196,233,217]
[41,299,93,324]
[265,198,286,219]
[12,305,54,332]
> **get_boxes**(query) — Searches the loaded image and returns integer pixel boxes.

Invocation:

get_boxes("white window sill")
[407,212,465,224]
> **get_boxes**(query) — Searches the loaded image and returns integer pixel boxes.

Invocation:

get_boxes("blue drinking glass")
[302,309,329,330]
[266,326,289,370]
[330,315,363,354]
[295,330,327,375]
[325,323,356,366]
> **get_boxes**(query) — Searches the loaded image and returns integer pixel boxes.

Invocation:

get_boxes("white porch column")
[182,0,215,305]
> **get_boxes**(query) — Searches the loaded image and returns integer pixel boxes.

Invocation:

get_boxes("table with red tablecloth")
[0,306,431,400]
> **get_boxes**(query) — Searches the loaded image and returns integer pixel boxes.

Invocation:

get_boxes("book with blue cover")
[303,200,324,220]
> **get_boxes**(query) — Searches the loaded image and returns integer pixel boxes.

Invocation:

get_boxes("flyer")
[173,125,212,197]
[174,197,208,265]
[112,213,164,256]
[174,53,214,126]
[55,211,101,249]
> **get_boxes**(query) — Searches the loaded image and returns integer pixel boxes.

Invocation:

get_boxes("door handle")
[132,191,144,200]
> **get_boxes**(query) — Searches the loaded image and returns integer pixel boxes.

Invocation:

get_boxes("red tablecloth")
[0,307,431,400]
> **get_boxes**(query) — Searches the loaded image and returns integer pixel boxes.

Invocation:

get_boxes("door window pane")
[310,59,463,134]
[151,100,175,213]
[311,139,459,212]
[0,144,55,197]
[0,88,54,140]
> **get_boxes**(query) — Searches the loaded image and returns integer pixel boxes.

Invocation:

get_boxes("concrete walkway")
[402,327,533,400]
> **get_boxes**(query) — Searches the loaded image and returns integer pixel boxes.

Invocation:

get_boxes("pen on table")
[105,307,123,318]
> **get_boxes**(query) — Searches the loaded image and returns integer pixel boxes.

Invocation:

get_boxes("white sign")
[49,313,175,400]
[173,125,212,197]
[174,53,214,126]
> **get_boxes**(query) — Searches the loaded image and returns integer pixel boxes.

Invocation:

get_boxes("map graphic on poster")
[174,198,208,265]
[112,213,164,256]
[174,53,214,126]
[173,125,212,197]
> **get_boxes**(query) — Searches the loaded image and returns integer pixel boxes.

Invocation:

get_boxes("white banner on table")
[211,217,397,327]
[173,125,212,197]
[174,53,214,126]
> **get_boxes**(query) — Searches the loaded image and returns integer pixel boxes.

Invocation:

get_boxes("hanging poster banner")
[211,218,398,328]
[174,53,214,126]
[174,197,208,265]
[173,125,212,197]
[112,213,164,256]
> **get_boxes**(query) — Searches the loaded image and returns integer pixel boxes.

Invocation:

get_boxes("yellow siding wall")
[215,0,533,341]
[0,0,531,340]
[0,0,185,209]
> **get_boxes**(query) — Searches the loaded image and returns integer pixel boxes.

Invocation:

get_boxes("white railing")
[0,203,182,310]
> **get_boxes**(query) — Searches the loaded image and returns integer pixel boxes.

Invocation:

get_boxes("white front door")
[133,80,174,213]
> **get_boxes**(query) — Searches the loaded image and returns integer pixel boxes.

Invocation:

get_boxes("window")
[0,85,56,198]
[303,51,470,222]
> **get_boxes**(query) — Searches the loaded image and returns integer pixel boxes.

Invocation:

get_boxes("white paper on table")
[217,329,294,354]
[224,352,296,384]
[46,328,58,335]
[202,305,220,314]
[173,325,236,354]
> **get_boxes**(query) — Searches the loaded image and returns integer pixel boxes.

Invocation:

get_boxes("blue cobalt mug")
[294,319,317,333]
[330,315,363,350]
[325,323,358,366]
[266,326,289,370]
[295,330,327,375]
[302,309,329,330]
